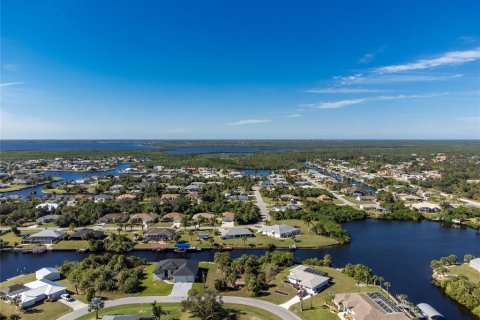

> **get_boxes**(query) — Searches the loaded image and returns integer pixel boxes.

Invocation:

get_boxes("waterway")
[0,164,130,197]
[1,220,478,319]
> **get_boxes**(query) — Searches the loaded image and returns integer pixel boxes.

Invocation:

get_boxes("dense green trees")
[181,290,227,320]
[60,254,147,296]
[436,275,480,316]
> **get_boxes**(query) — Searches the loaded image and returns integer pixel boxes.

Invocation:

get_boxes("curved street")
[56,295,302,320]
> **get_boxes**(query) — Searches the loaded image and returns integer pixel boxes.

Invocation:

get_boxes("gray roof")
[0,284,29,296]
[154,259,199,277]
[221,227,253,237]
[258,224,300,235]
[30,229,66,239]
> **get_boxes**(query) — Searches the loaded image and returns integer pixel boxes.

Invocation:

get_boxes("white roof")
[288,265,330,289]
[23,279,66,297]
[36,267,59,277]
[258,224,299,235]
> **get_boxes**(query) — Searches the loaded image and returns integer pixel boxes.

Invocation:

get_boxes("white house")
[35,202,59,211]
[13,279,67,308]
[258,224,301,238]
[469,258,480,272]
[287,265,330,295]
[36,267,61,281]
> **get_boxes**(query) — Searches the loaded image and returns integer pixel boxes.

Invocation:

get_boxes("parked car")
[61,294,73,302]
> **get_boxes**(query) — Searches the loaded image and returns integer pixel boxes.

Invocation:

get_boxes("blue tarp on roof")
[175,242,190,248]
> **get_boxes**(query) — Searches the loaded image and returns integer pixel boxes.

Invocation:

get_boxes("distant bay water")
[0,140,290,154]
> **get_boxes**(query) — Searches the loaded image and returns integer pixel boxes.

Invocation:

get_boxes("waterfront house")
[287,265,330,295]
[153,259,199,282]
[144,227,176,241]
[470,258,480,272]
[220,227,254,239]
[69,228,106,240]
[411,202,441,213]
[258,224,301,238]
[23,229,66,244]
[5,278,67,308]
[35,267,60,281]
[35,214,60,225]
[333,292,408,320]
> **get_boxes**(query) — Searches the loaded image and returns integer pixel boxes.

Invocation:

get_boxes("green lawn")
[289,266,382,320]
[0,300,72,320]
[448,263,480,282]
[199,262,298,305]
[43,188,67,193]
[52,240,89,250]
[75,302,281,320]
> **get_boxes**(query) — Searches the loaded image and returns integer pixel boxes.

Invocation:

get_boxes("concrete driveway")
[169,282,193,296]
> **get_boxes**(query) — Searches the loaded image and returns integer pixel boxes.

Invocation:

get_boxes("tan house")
[334,293,409,320]
[161,212,186,223]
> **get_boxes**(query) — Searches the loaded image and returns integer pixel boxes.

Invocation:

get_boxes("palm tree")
[383,281,391,295]
[378,276,384,289]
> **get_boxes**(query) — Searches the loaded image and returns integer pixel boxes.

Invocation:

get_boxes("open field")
[198,261,298,305]
[0,300,72,320]
[448,263,480,282]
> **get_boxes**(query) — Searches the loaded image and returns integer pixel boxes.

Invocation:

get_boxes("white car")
[61,294,73,302]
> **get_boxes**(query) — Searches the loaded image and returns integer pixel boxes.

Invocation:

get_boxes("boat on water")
[22,246,46,254]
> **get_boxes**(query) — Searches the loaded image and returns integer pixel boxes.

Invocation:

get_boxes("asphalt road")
[56,295,302,320]
[253,186,270,222]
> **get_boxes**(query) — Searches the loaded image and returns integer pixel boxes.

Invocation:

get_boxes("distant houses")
[258,224,301,239]
[287,265,330,295]
[153,259,199,282]
[161,212,185,223]
[98,213,127,224]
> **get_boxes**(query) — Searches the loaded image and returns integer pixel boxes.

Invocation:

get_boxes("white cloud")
[227,119,271,126]
[304,87,383,94]
[374,92,448,100]
[335,73,463,85]
[286,114,302,118]
[359,45,387,64]
[375,48,480,73]
[0,81,24,87]
[302,99,367,109]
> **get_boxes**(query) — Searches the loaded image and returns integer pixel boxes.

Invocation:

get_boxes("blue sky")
[1,0,479,139]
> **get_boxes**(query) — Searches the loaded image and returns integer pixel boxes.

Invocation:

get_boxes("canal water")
[0,164,130,197]
[1,219,478,319]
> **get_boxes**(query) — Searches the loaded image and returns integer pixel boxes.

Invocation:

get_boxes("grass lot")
[57,263,173,303]
[290,267,382,320]
[448,263,480,282]
[76,302,281,320]
[343,196,375,205]
[43,188,67,193]
[52,240,89,250]
[0,300,71,320]
[198,262,298,305]
[219,219,338,249]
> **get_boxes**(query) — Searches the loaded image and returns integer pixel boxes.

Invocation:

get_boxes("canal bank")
[2,219,479,319]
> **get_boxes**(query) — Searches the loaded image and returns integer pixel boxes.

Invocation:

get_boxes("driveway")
[169,282,193,296]
[56,295,302,320]
[59,298,87,311]
[279,294,312,309]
